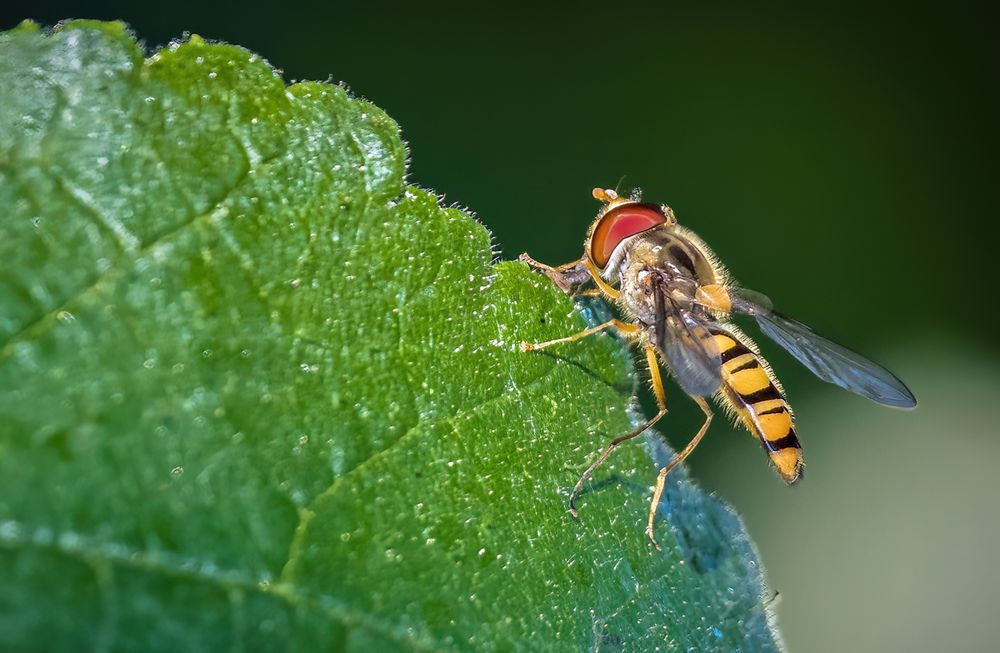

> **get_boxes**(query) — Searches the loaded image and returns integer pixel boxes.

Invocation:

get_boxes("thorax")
[606,227,719,325]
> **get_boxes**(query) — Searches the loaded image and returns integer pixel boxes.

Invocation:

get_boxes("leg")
[519,252,621,300]
[569,346,669,516]
[583,257,621,299]
[518,253,583,274]
[646,396,714,550]
[519,253,594,295]
[521,319,639,352]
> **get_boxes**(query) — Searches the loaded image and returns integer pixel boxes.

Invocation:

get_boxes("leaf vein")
[0,522,439,651]
[0,150,279,357]
[277,362,566,585]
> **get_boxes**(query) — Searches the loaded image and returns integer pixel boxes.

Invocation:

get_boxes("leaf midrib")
[1,355,624,650]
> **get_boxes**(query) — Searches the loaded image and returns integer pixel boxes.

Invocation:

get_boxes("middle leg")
[521,319,639,352]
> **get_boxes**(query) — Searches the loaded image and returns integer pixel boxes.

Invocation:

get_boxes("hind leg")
[646,396,714,550]
[569,346,667,517]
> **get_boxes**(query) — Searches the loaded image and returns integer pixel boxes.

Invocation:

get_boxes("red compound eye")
[588,203,666,268]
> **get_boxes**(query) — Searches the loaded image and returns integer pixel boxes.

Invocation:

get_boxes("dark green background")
[5,2,997,651]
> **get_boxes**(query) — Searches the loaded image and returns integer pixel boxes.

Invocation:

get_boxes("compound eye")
[588,203,667,268]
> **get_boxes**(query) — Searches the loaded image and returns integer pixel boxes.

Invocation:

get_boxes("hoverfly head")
[585,187,675,271]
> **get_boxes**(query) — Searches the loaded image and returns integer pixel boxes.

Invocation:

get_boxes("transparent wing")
[730,288,917,408]
[654,288,723,397]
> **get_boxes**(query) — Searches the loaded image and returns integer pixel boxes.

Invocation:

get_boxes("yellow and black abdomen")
[711,326,804,484]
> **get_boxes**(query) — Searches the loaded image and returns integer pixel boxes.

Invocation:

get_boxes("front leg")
[519,253,593,295]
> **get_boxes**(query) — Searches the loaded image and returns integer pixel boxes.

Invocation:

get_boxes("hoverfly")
[520,187,916,548]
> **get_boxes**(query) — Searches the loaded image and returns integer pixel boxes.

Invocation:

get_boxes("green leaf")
[0,21,781,651]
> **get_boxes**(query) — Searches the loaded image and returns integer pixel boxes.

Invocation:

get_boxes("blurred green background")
[4,2,997,650]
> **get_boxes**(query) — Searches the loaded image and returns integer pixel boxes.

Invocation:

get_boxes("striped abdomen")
[712,326,803,484]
